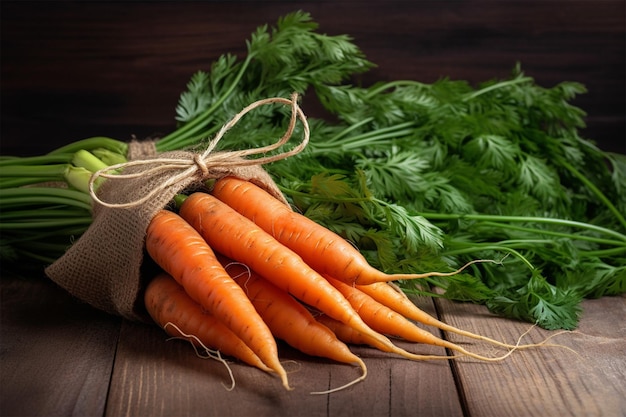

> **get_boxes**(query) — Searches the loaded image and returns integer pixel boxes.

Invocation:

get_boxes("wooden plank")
[105,296,463,417]
[0,1,623,155]
[0,275,121,417]
[432,294,626,417]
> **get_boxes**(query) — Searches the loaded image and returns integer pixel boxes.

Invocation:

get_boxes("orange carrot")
[218,257,367,393]
[356,281,571,352]
[144,272,271,373]
[211,176,482,285]
[326,275,514,361]
[356,282,517,348]
[312,313,458,361]
[145,210,290,390]
[178,192,434,363]
[314,313,382,348]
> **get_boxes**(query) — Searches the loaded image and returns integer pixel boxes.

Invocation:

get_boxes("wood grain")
[433,294,626,417]
[0,276,121,417]
[3,274,623,416]
[1,1,624,156]
[105,296,463,417]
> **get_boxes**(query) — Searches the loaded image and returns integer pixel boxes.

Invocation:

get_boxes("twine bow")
[89,93,309,209]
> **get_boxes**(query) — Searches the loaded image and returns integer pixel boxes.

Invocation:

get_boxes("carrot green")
[171,11,625,330]
[1,11,624,329]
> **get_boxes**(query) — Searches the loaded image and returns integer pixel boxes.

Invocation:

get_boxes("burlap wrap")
[44,140,289,321]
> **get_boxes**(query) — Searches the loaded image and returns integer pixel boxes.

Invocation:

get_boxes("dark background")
[1,1,625,156]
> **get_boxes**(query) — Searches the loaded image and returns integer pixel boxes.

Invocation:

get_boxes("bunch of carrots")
[143,175,559,393]
[1,91,568,393]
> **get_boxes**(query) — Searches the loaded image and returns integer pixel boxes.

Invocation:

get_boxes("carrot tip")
[163,322,237,391]
[310,358,368,395]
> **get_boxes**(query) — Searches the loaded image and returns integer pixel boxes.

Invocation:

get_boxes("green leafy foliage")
[158,10,372,152]
[2,10,604,332]
[168,12,626,330]
[486,271,583,330]
[3,12,623,330]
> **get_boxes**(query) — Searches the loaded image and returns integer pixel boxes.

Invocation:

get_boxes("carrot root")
[356,282,522,349]
[218,257,371,393]
[145,210,291,390]
[163,322,237,392]
[179,192,426,371]
[210,177,504,285]
[309,356,368,395]
[314,312,465,361]
[144,272,273,373]
[357,282,576,354]
[142,179,577,391]
[327,276,524,362]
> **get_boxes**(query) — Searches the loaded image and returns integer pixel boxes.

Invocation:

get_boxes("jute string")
[45,93,308,321]
[89,93,309,209]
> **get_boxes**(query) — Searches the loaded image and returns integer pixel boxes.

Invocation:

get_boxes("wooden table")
[1,2,625,416]
[2,274,625,416]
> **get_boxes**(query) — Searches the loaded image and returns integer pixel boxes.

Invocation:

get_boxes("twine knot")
[193,154,209,178]
[89,93,309,209]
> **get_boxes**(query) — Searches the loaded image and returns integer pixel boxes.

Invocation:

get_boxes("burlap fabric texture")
[45,141,289,321]
[45,94,307,321]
